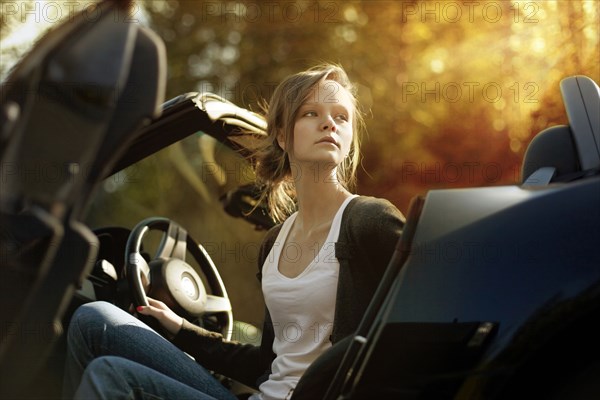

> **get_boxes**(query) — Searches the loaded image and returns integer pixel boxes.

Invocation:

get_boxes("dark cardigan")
[172,196,404,389]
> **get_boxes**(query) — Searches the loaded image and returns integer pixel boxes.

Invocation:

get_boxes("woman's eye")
[304,111,317,117]
[336,114,349,122]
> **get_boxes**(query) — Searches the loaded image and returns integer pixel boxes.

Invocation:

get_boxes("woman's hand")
[136,297,184,339]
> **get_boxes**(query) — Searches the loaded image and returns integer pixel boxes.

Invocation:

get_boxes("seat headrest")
[560,76,600,171]
[521,125,579,184]
[521,76,599,184]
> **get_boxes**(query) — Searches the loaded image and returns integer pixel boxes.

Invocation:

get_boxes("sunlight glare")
[531,38,546,53]
[430,59,444,74]
[1,8,52,48]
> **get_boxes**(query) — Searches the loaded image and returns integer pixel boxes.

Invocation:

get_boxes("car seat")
[0,1,166,396]
[522,75,600,185]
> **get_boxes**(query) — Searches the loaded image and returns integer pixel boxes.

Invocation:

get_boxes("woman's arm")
[172,319,267,387]
[170,225,283,388]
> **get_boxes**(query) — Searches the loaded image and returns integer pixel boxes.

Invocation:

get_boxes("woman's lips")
[316,136,339,147]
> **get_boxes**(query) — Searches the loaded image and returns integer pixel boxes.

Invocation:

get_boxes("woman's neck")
[293,164,352,234]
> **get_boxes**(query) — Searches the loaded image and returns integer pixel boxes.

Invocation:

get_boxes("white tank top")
[252,195,357,400]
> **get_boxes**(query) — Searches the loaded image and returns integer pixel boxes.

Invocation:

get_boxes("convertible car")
[1,1,599,399]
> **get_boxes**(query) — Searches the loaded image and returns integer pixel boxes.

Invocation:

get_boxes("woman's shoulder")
[344,195,405,222]
[340,195,405,260]
[341,195,405,239]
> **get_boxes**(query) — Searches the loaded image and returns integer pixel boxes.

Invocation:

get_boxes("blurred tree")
[527,0,600,151]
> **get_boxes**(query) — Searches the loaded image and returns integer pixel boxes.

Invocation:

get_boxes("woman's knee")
[70,301,111,326]
[67,301,118,342]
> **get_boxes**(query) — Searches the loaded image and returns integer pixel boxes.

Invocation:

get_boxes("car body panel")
[334,178,600,399]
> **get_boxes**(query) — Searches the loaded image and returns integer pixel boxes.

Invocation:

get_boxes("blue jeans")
[63,301,238,400]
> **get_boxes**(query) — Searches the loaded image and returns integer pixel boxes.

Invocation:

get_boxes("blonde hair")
[253,64,364,223]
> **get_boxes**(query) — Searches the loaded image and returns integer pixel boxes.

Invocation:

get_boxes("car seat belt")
[523,166,557,185]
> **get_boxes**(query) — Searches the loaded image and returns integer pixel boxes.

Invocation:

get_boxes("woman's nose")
[322,116,337,132]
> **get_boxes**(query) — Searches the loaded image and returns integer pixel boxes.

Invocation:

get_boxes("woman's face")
[281,79,354,174]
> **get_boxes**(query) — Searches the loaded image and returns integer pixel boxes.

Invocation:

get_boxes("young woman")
[64,64,404,400]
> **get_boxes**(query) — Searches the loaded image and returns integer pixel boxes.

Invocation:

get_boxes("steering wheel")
[125,217,232,340]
